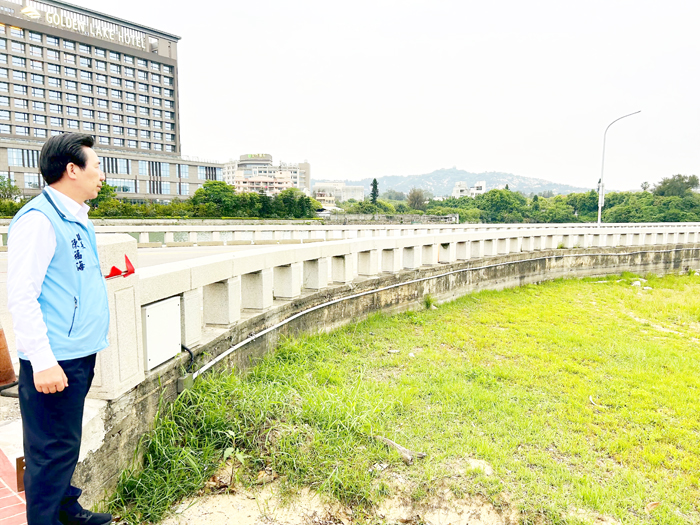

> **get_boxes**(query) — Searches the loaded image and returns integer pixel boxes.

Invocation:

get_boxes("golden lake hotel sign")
[19,3,148,50]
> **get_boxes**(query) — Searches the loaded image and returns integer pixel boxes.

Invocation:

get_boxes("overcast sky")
[75,0,699,191]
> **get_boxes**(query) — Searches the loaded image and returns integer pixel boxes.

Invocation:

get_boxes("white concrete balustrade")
[84,223,700,401]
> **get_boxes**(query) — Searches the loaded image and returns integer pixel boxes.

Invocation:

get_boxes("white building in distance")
[452,180,487,198]
[312,182,364,202]
[224,154,311,196]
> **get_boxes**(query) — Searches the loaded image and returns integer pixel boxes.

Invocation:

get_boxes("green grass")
[109,272,700,524]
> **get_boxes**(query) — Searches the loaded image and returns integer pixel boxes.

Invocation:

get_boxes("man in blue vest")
[7,133,112,524]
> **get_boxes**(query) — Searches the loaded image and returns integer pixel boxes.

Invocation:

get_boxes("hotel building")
[0,0,222,201]
[224,153,311,196]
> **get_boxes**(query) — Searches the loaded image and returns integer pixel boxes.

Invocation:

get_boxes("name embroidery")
[71,234,86,271]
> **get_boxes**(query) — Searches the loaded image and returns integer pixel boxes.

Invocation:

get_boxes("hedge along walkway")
[111,273,700,525]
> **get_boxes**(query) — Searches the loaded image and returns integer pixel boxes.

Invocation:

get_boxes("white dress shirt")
[7,186,91,372]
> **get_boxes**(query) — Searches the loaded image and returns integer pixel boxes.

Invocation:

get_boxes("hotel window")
[64,53,76,65]
[111,89,122,99]
[124,55,134,65]
[46,49,58,61]
[30,74,43,84]
[15,112,27,122]
[125,92,135,102]
[110,64,120,74]
[111,114,122,123]
[95,73,106,83]
[81,96,93,105]
[166,134,176,142]
[31,101,44,111]
[124,67,134,78]
[138,83,147,92]
[113,138,124,146]
[0,39,4,51]
[12,71,26,82]
[80,83,92,93]
[111,101,123,111]
[153,109,162,118]
[138,95,148,104]
[126,116,136,125]
[164,100,174,109]
[11,42,24,53]
[65,80,77,90]
[163,77,173,86]
[113,126,123,134]
[0,109,8,119]
[80,71,92,81]
[140,130,150,138]
[82,109,94,119]
[33,114,45,124]
[98,124,108,133]
[30,60,42,71]
[47,77,60,88]
[51,104,64,114]
[95,60,106,71]
[137,71,147,81]
[82,122,94,131]
[0,96,7,106]
[197,167,206,180]
[50,116,62,126]
[126,128,136,137]
[96,99,107,108]
[24,174,40,188]
[165,111,174,120]
[31,87,44,98]
[34,128,46,137]
[10,27,24,39]
[150,62,160,72]
[151,74,160,84]
[65,93,77,103]
[152,98,161,107]
[29,46,41,57]
[96,86,107,96]
[137,58,146,68]
[138,161,147,176]
[139,107,149,116]
[67,119,78,129]
[177,165,188,178]
[141,142,150,150]
[64,40,75,51]
[153,131,162,140]
[153,143,163,152]
[0,123,10,133]
[153,120,162,129]
[79,43,90,54]
[109,51,120,61]
[165,122,174,131]
[178,182,188,195]
[98,136,109,145]
[139,118,149,127]
[161,181,170,194]
[13,85,27,95]
[151,86,161,96]
[95,48,105,58]
[106,178,135,192]
[127,140,136,148]
[164,89,174,98]
[126,104,135,113]
[79,57,91,68]
[28,32,41,43]
[163,65,173,75]
[0,69,6,79]
[14,98,27,109]
[48,91,61,101]
[12,56,25,67]
[97,111,107,120]
[65,67,76,78]
[46,36,58,46]
[110,77,121,87]
[15,126,28,136]
[47,64,59,74]
[125,80,134,90]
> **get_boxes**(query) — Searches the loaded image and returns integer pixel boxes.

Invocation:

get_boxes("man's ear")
[64,162,79,181]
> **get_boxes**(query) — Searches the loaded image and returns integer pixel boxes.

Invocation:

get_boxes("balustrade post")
[138,232,149,243]
[471,240,484,258]
[273,262,303,299]
[241,269,274,310]
[332,254,354,283]
[358,250,379,276]
[422,244,438,265]
[203,277,241,325]
[189,231,197,243]
[180,287,203,346]
[403,247,422,269]
[438,242,456,263]
[456,241,468,260]
[303,258,329,290]
[164,231,174,243]
[382,248,402,273]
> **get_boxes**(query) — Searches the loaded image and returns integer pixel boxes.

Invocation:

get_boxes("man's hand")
[34,365,69,394]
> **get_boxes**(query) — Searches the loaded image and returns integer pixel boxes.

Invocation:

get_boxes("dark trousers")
[19,354,96,525]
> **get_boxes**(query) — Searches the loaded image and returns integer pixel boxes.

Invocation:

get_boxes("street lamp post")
[597,110,641,225]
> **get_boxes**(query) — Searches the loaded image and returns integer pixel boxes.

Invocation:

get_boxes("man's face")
[73,147,105,201]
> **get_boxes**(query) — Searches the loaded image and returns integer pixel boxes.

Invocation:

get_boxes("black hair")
[39,133,95,185]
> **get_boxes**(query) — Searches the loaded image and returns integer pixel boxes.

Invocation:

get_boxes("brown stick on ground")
[374,436,427,465]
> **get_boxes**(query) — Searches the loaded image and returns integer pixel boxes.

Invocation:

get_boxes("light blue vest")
[9,190,110,362]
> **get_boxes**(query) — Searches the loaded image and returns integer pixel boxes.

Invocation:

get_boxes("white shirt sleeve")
[7,210,58,373]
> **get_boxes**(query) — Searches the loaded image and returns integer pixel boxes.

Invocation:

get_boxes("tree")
[407,188,427,211]
[0,174,21,201]
[88,182,117,209]
[191,181,237,216]
[653,174,699,197]
[641,181,650,192]
[370,178,379,205]
[381,189,406,201]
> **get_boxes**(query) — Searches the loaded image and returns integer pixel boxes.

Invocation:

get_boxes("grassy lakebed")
[110,273,700,524]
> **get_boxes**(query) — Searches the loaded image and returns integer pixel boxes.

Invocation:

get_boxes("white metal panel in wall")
[142,296,181,371]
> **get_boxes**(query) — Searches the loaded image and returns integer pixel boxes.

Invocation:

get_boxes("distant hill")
[314,168,591,197]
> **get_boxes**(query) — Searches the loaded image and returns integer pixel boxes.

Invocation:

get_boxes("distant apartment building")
[312,182,364,202]
[223,153,310,196]
[0,0,223,202]
[452,180,486,198]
